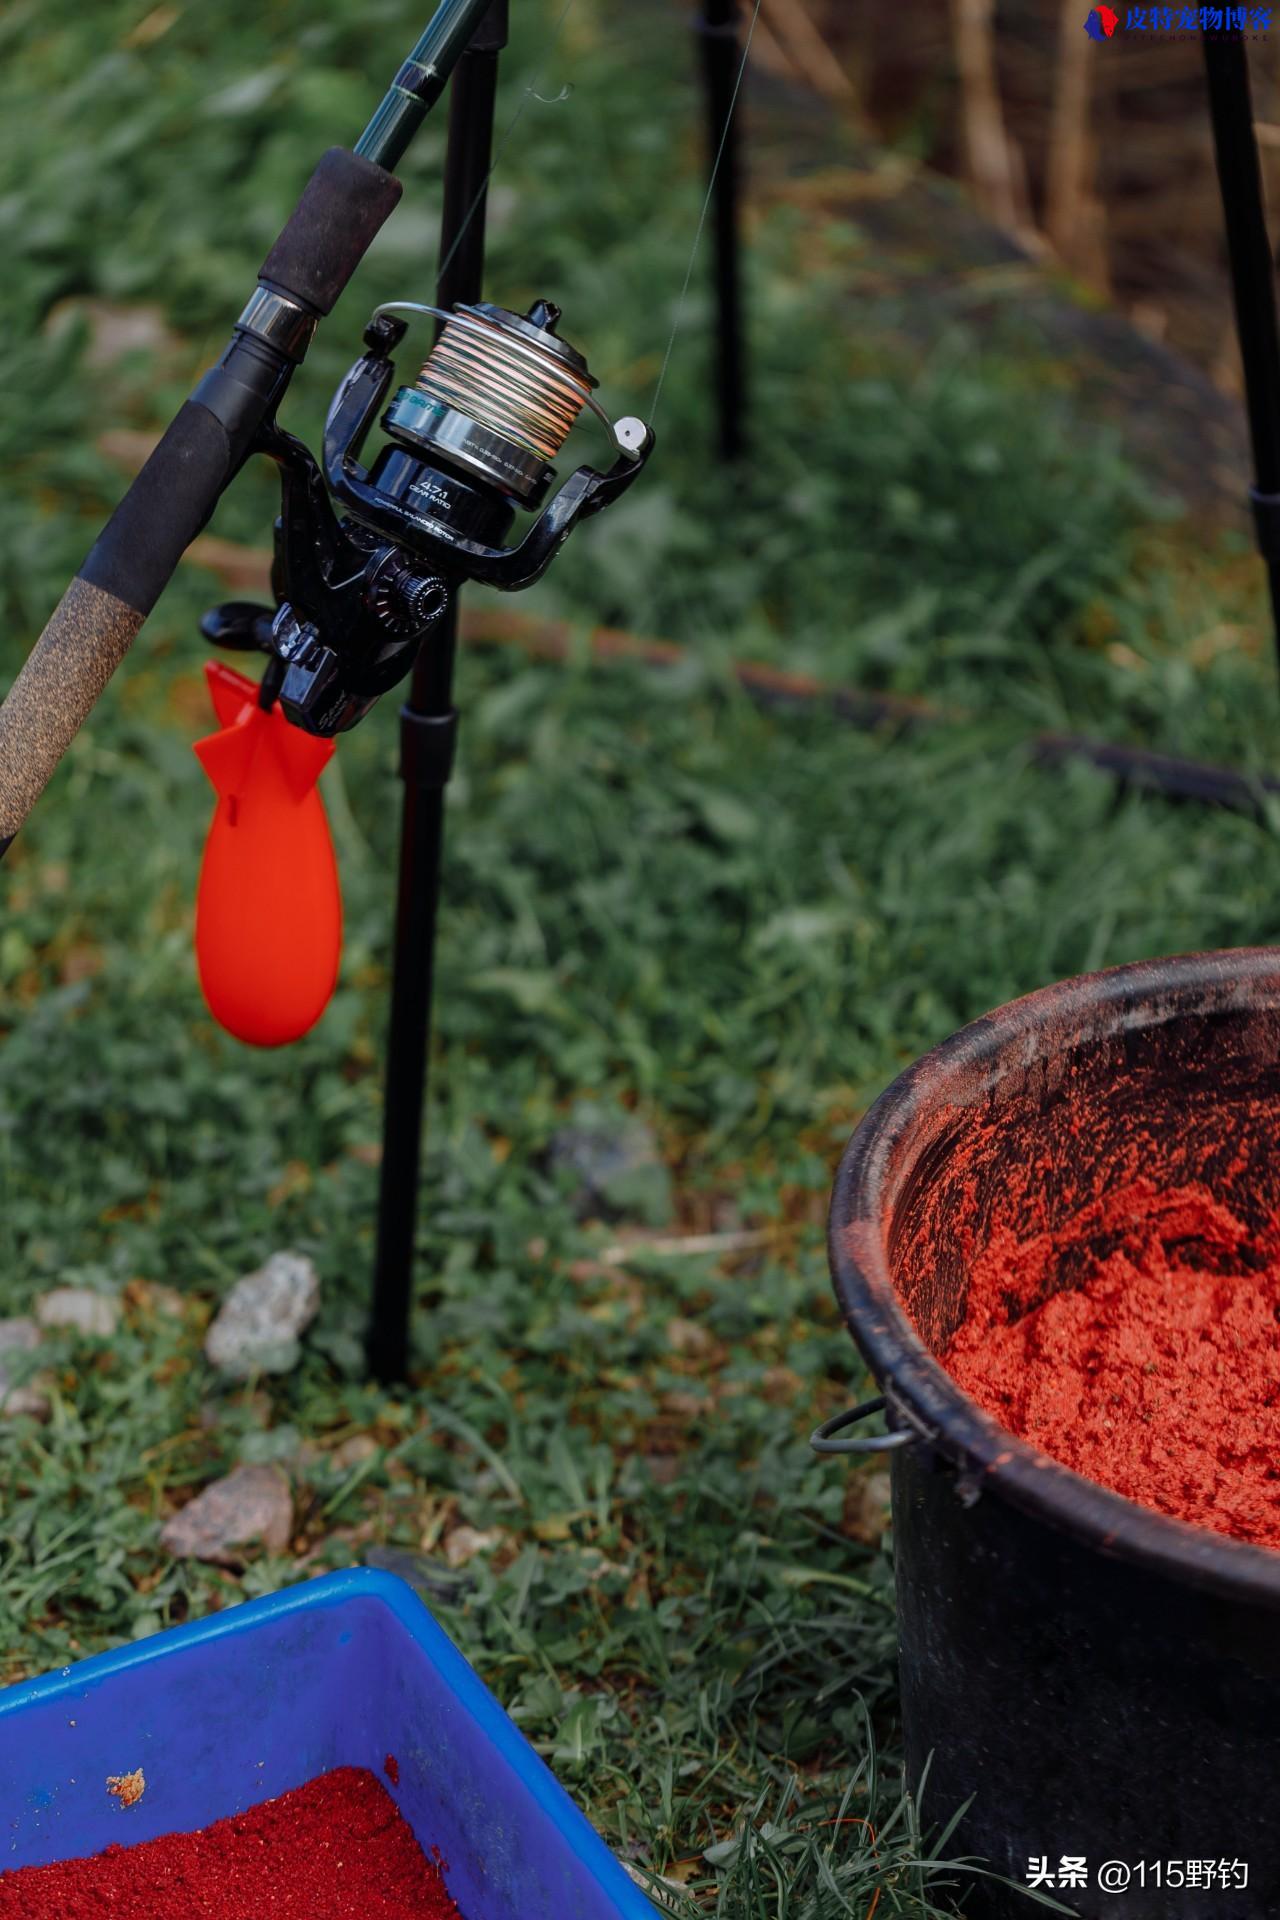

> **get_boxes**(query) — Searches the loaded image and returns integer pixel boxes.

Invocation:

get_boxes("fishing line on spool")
[413,304,604,459]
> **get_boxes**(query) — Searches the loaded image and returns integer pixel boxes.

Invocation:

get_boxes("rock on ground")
[328,1433,378,1473]
[0,1318,49,1420]
[204,1251,320,1378]
[159,1464,293,1565]
[364,1544,474,1602]
[36,1287,120,1338]
[548,1102,673,1225]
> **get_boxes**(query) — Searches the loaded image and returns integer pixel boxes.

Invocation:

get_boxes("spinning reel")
[201,297,655,736]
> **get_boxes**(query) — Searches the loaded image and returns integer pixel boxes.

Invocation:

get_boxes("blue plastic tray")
[0,1567,654,1919]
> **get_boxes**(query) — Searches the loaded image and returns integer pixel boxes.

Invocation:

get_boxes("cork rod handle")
[0,580,144,858]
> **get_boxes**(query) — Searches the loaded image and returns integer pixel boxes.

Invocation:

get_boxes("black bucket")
[827,948,1280,1919]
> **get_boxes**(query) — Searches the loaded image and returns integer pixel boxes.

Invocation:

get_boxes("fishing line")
[434,0,581,288]
[605,0,762,664]
[647,0,762,429]
[435,0,761,437]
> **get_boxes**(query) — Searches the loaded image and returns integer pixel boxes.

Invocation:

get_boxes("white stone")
[0,1318,49,1420]
[204,1252,320,1378]
[36,1288,120,1339]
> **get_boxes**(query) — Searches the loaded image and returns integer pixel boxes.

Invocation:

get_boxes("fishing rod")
[0,0,653,866]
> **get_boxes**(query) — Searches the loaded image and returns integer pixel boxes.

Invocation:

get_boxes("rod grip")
[80,399,235,616]
[0,578,145,855]
[258,148,402,315]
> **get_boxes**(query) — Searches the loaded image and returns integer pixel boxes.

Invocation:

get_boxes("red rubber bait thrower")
[193,662,339,1047]
[191,297,652,1045]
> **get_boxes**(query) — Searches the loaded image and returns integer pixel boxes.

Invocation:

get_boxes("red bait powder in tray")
[0,1766,464,1920]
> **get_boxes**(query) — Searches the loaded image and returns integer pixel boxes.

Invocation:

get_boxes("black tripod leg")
[1203,27,1280,682]
[367,0,508,1386]
[696,0,748,462]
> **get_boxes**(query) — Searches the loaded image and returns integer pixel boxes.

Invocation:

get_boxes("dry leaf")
[267,1160,312,1208]
[107,1769,145,1809]
[842,1470,892,1546]
[666,1316,712,1356]
[442,1525,504,1568]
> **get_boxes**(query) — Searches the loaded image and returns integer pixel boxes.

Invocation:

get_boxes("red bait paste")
[0,1765,463,1919]
[942,1176,1280,1549]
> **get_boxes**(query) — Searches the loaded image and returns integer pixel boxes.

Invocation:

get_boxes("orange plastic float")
[192,661,342,1047]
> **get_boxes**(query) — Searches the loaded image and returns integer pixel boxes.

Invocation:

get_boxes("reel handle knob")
[393,572,450,631]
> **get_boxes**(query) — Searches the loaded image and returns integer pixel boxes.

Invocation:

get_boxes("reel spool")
[387,298,609,504]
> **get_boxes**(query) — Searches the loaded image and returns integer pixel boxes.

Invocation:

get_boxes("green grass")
[0,2,1278,1915]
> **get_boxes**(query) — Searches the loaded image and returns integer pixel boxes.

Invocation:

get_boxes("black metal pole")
[1203,27,1280,681]
[368,0,508,1385]
[696,0,747,461]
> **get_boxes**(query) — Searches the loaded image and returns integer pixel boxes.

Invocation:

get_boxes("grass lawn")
[1,2,1278,1913]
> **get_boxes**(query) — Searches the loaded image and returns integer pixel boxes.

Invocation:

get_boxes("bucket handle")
[810,1395,916,1456]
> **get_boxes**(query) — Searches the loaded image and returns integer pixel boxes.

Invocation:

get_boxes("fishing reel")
[201,297,654,736]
